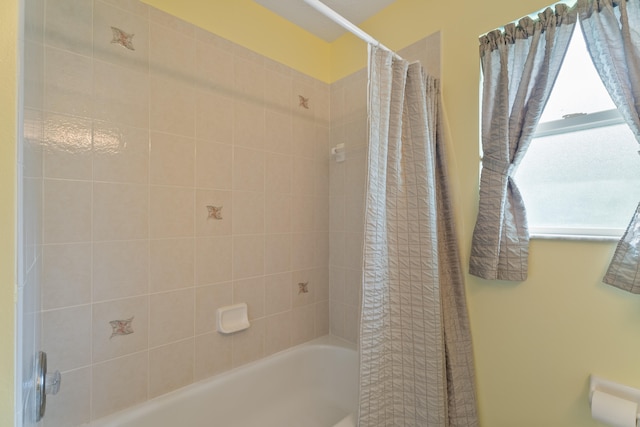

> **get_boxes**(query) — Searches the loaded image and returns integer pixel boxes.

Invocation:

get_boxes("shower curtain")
[358,46,478,427]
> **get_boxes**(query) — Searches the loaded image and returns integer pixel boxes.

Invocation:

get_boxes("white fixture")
[589,375,640,427]
[216,303,250,334]
[331,143,345,163]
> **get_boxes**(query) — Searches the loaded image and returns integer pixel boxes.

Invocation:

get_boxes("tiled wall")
[328,35,442,344]
[25,0,440,422]
[328,69,368,343]
[29,0,330,425]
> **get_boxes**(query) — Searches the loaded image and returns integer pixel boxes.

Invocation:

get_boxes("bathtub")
[88,335,358,427]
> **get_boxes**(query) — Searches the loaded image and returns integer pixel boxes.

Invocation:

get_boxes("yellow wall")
[141,0,331,83]
[0,0,18,425]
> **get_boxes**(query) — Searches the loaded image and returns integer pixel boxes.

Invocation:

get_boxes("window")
[513,21,640,239]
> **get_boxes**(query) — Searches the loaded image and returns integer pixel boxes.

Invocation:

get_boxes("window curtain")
[359,46,478,426]
[469,6,577,280]
[578,0,640,293]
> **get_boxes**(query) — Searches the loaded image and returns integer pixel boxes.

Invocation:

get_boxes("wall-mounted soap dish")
[217,303,250,334]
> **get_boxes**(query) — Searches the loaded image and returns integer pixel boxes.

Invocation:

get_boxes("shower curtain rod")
[302,0,403,60]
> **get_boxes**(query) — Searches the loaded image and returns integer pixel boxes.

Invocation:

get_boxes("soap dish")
[216,303,250,334]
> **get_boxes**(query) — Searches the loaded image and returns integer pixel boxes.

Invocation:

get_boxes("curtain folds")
[469,5,577,281]
[471,0,640,292]
[578,0,640,292]
[359,46,477,427]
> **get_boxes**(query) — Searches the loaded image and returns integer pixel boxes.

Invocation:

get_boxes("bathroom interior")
[3,0,640,426]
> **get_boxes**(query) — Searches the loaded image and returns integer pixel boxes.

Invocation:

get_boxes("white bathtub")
[88,336,358,427]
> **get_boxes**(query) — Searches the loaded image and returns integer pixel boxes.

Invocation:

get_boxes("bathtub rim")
[85,334,357,427]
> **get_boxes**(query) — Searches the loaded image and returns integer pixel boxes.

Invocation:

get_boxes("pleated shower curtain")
[358,46,478,427]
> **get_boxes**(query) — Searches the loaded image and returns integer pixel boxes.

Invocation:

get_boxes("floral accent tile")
[109,317,134,339]
[110,26,135,51]
[298,95,309,109]
[298,282,309,294]
[207,205,223,220]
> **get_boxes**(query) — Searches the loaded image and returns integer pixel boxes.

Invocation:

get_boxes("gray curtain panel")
[578,0,640,292]
[359,46,477,427]
[469,5,577,281]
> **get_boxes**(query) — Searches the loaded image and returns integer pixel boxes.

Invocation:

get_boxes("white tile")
[92,296,149,362]
[93,122,149,185]
[149,21,195,80]
[264,109,292,155]
[233,235,264,279]
[233,55,264,102]
[195,93,233,146]
[42,367,91,427]
[291,196,315,232]
[315,300,330,337]
[233,100,265,150]
[292,157,315,195]
[150,75,195,137]
[149,288,195,347]
[195,140,233,190]
[149,186,194,239]
[265,153,291,194]
[42,305,91,372]
[43,113,92,181]
[150,238,195,292]
[43,179,92,244]
[45,0,93,56]
[232,318,264,367]
[195,332,232,380]
[195,190,232,237]
[292,116,316,159]
[264,234,291,275]
[232,191,264,235]
[93,1,149,72]
[149,339,194,398]
[44,48,93,118]
[265,193,291,234]
[195,40,234,92]
[42,243,91,310]
[93,182,148,241]
[233,277,265,320]
[291,269,315,308]
[92,352,148,420]
[265,312,291,356]
[233,147,264,192]
[291,305,315,345]
[149,132,195,187]
[93,240,149,301]
[195,236,232,285]
[195,282,232,335]
[93,61,149,128]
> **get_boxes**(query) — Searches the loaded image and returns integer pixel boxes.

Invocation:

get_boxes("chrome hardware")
[35,351,61,422]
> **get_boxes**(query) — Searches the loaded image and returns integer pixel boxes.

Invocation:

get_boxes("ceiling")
[253,0,397,42]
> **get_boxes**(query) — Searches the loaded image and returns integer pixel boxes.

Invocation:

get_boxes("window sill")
[529,230,622,242]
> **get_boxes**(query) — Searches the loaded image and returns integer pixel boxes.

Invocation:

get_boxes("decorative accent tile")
[109,317,134,339]
[298,282,309,294]
[110,26,135,51]
[207,205,223,220]
[298,95,309,109]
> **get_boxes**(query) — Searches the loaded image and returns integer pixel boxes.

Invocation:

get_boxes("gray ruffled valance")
[479,4,577,54]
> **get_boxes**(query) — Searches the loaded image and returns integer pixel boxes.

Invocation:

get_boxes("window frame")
[524,107,630,241]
